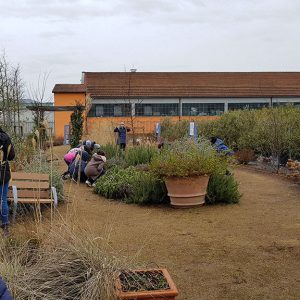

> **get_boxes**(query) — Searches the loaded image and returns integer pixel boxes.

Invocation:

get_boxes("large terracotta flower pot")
[165,175,210,208]
[115,268,178,300]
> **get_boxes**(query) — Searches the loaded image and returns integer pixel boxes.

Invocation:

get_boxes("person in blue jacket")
[210,137,233,156]
[114,122,130,150]
[0,278,13,300]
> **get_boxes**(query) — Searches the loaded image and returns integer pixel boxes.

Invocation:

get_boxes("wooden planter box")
[115,268,179,300]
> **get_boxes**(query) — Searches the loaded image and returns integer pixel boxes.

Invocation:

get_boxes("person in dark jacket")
[0,128,15,235]
[68,148,91,182]
[0,277,13,300]
[114,122,130,150]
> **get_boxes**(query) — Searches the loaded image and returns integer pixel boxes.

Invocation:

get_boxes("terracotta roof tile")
[83,72,300,98]
[52,84,86,93]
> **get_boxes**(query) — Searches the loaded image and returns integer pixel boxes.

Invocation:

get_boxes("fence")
[2,121,55,137]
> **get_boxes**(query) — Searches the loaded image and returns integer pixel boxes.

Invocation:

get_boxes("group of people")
[62,140,107,187]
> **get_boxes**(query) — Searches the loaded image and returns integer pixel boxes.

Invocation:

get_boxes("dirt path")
[57,146,300,299]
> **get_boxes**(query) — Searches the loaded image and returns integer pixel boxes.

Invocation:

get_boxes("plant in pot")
[150,138,226,208]
[115,268,178,300]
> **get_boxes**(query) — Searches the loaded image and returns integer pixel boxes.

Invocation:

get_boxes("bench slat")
[16,198,54,204]
[8,190,49,199]
[10,181,49,189]
[11,172,49,181]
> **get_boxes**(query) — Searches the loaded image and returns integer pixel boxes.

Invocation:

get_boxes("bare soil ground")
[24,146,300,299]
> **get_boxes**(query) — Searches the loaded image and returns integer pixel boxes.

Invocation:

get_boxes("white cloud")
[0,0,300,99]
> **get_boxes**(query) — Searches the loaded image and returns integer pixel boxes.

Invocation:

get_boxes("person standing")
[114,122,130,150]
[0,128,15,236]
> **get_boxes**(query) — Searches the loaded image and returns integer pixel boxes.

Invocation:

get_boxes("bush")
[100,143,121,159]
[206,173,241,204]
[128,171,168,205]
[94,167,136,200]
[23,157,64,201]
[151,138,227,177]
[124,145,157,166]
[235,149,256,164]
[160,118,189,141]
[70,104,84,148]
[94,166,168,205]
[104,156,128,170]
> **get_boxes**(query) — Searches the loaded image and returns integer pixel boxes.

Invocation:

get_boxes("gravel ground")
[33,146,300,299]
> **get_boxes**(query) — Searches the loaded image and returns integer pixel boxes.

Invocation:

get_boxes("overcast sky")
[1,0,300,100]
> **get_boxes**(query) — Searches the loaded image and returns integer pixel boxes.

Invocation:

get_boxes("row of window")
[87,102,300,117]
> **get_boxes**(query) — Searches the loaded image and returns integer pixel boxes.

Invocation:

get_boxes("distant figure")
[157,137,164,150]
[0,277,13,300]
[0,128,15,236]
[84,150,106,187]
[114,122,130,150]
[210,137,233,156]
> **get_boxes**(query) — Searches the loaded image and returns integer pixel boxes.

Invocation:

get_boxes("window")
[228,103,269,111]
[135,103,178,116]
[87,104,131,117]
[95,105,103,116]
[114,105,122,116]
[182,103,224,116]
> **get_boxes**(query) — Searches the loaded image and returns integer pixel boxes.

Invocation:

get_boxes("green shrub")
[160,118,189,141]
[23,157,64,201]
[100,143,121,159]
[206,173,241,204]
[94,166,168,205]
[124,145,157,166]
[94,167,136,200]
[70,104,84,148]
[104,156,128,170]
[128,171,168,205]
[151,138,227,177]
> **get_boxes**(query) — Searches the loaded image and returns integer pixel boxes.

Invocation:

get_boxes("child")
[84,150,106,187]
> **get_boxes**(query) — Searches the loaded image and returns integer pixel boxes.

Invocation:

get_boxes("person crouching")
[84,150,106,187]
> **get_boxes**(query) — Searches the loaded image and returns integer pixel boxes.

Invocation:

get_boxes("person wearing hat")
[114,122,130,150]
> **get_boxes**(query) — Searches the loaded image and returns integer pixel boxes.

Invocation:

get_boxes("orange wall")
[54,93,86,139]
[53,92,218,143]
[87,116,218,145]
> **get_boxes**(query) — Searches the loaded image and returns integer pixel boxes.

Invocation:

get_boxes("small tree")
[70,103,84,148]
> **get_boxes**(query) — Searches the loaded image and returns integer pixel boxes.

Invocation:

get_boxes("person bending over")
[85,150,106,187]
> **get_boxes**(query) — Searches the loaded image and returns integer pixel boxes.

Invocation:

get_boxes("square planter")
[115,268,179,300]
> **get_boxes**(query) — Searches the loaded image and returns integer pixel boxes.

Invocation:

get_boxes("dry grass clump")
[0,221,137,300]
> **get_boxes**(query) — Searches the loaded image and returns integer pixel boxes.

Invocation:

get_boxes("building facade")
[53,72,300,143]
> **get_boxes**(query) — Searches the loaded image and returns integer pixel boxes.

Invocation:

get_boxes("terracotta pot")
[165,175,210,208]
[115,268,178,300]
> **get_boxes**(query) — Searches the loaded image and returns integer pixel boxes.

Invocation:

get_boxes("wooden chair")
[8,172,58,222]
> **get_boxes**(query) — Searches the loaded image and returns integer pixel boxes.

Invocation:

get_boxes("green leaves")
[206,173,241,204]
[94,166,168,205]
[150,138,227,177]
[70,104,84,148]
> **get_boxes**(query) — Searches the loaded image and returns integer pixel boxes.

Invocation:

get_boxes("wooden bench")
[9,172,58,222]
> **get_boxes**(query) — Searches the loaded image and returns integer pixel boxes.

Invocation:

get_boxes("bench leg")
[12,185,18,224]
[51,187,58,206]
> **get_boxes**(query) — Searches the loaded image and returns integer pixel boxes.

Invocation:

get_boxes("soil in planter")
[119,270,170,292]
